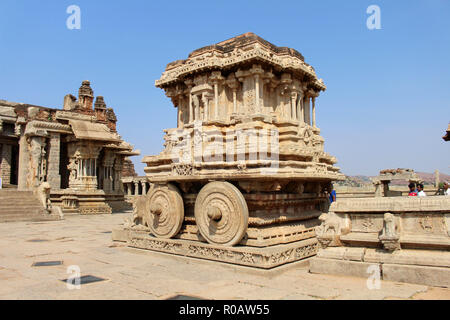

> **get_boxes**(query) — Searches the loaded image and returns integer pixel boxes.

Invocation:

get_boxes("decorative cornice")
[24,120,72,136]
[55,110,96,122]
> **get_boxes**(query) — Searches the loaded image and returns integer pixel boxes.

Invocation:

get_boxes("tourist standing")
[444,182,450,196]
[329,185,337,203]
[408,183,418,196]
[417,183,427,197]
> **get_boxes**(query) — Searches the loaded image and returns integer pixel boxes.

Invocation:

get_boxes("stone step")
[0,209,46,215]
[0,202,44,207]
[0,190,34,195]
[0,214,59,223]
[0,190,54,223]
[0,212,46,218]
[0,199,43,203]
[0,203,44,208]
[0,201,41,205]
[0,185,19,189]
[0,193,36,199]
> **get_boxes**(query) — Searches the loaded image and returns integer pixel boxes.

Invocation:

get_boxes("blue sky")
[0,0,449,176]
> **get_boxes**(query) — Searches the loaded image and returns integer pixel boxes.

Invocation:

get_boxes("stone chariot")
[119,33,344,268]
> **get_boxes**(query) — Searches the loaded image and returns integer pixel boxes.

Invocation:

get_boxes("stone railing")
[334,185,438,198]
[309,196,450,287]
[121,176,150,198]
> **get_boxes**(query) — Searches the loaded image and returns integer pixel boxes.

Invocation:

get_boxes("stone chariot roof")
[155,32,326,91]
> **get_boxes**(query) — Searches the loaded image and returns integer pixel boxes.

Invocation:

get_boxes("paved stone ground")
[0,212,449,300]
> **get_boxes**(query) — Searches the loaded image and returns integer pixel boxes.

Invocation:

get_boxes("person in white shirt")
[444,182,450,196]
[417,183,427,197]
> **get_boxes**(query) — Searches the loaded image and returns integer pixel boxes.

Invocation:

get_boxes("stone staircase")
[0,189,60,223]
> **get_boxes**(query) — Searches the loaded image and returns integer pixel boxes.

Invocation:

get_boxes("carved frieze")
[126,231,319,269]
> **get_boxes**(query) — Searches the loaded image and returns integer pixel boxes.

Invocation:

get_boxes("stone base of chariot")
[113,229,319,269]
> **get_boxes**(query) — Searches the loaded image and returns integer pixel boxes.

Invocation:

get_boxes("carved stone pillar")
[226,75,239,114]
[312,96,316,127]
[250,65,264,114]
[141,180,147,195]
[291,92,297,120]
[232,89,237,114]
[192,94,200,121]
[134,181,139,195]
[17,130,29,190]
[47,133,61,189]
[255,74,260,113]
[127,182,132,196]
[102,151,115,193]
[304,95,311,125]
[210,71,224,120]
[382,181,390,197]
[280,73,293,120]
[0,144,12,185]
[298,92,305,123]
[201,93,210,121]
[177,100,182,128]
[184,80,194,123]
[103,166,112,192]
[214,83,219,119]
[113,157,123,192]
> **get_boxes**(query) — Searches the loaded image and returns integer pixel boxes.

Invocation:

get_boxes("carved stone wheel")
[146,184,184,239]
[194,181,249,246]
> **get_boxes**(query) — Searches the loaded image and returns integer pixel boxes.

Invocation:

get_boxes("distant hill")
[415,171,450,186]
[337,171,450,187]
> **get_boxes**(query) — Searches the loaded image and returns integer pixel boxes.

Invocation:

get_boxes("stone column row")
[78,158,97,177]
[123,180,150,196]
[179,69,319,127]
[289,92,318,128]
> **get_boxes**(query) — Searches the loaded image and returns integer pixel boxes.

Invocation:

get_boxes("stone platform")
[309,196,450,288]
[310,247,450,288]
[113,229,319,269]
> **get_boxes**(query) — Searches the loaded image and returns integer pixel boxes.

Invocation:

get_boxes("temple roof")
[156,32,325,91]
[188,32,304,62]
[69,119,120,142]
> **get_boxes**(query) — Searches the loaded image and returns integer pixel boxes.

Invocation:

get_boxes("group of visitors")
[407,183,426,196]
[408,182,450,196]
[326,181,450,202]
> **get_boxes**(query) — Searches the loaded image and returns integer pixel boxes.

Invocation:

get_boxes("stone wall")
[334,185,438,198]
[121,157,137,177]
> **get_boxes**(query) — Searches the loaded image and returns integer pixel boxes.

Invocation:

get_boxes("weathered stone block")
[309,257,379,278]
[316,247,346,260]
[343,247,365,261]
[112,229,130,242]
[382,263,450,288]
[364,248,450,268]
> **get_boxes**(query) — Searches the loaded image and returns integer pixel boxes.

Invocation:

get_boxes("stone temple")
[114,32,345,268]
[0,81,139,217]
